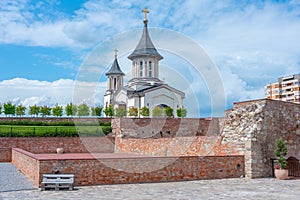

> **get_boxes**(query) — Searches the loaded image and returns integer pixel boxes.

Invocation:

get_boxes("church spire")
[106,49,125,76]
[127,8,163,61]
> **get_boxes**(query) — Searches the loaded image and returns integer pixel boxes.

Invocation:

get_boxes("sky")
[0,0,299,117]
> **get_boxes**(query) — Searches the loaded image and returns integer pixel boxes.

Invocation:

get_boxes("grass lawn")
[0,125,111,137]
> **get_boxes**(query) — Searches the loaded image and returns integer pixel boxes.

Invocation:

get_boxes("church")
[104,9,185,116]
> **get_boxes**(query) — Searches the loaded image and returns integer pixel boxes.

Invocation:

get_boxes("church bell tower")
[103,49,125,107]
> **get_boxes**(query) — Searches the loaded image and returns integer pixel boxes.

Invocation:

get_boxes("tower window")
[149,61,152,77]
[114,77,117,90]
[139,61,143,77]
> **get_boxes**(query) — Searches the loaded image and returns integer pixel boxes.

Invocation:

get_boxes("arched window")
[139,61,143,77]
[149,61,152,77]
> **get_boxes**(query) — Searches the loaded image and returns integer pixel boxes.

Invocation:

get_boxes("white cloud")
[0,78,107,107]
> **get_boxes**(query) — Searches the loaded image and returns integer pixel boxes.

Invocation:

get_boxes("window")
[139,61,143,77]
[149,61,152,77]
[114,77,117,90]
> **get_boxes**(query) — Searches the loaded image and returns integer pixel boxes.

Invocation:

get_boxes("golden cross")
[114,49,118,59]
[142,8,150,21]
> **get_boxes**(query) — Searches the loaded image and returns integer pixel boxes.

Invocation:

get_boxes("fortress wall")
[221,99,300,178]
[12,148,244,187]
[112,118,236,156]
[0,137,115,162]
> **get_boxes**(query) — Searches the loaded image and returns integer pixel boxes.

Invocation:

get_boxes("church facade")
[104,9,185,116]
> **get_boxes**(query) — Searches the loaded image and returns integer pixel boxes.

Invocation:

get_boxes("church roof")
[105,57,125,76]
[128,19,163,60]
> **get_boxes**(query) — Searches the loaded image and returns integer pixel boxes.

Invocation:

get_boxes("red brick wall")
[115,136,239,156]
[0,137,115,162]
[12,148,40,186]
[112,118,222,138]
[12,148,244,187]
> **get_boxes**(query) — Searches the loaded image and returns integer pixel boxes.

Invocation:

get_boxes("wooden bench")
[41,174,74,191]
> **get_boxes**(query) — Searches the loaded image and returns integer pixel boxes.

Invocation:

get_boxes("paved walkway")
[0,175,299,200]
[0,163,36,193]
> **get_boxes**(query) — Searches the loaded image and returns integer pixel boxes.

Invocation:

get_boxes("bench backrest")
[42,174,74,183]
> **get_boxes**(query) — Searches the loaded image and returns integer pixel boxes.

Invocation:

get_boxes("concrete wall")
[221,99,300,178]
[12,148,244,187]
[0,137,115,162]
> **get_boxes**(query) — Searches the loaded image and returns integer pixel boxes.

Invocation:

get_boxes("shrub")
[104,105,114,117]
[177,108,187,118]
[115,107,127,118]
[275,137,288,169]
[152,107,163,117]
[140,106,150,117]
[165,106,173,117]
[128,107,138,117]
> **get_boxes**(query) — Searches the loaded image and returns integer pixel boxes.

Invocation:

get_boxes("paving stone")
[0,163,36,192]
[0,177,299,200]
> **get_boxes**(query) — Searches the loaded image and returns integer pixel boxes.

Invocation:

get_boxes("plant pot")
[56,148,64,154]
[274,169,288,180]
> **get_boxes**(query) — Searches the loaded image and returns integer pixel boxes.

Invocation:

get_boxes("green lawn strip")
[0,125,111,137]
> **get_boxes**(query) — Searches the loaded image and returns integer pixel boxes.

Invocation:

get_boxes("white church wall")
[144,87,183,114]
[115,90,128,106]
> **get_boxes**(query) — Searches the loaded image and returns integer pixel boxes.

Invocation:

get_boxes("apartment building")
[265,74,300,104]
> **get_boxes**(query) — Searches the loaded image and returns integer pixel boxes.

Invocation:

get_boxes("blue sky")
[0,0,299,117]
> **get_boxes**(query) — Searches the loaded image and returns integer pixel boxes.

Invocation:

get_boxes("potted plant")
[274,137,288,180]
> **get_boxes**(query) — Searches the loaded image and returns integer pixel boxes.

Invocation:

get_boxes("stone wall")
[0,137,115,162]
[12,148,244,187]
[221,99,300,178]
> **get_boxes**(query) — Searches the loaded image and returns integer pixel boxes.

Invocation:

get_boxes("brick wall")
[0,137,115,162]
[112,118,223,138]
[12,148,40,186]
[115,136,239,156]
[12,148,244,187]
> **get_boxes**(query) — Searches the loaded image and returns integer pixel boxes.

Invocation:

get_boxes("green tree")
[152,106,163,117]
[140,106,150,117]
[29,105,40,116]
[128,107,138,117]
[52,103,63,117]
[103,105,114,117]
[115,107,127,117]
[65,103,77,116]
[165,106,174,117]
[16,104,26,116]
[0,104,2,114]
[275,137,288,169]
[91,106,102,117]
[40,105,52,117]
[77,102,90,116]
[3,102,16,116]
[176,107,187,118]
